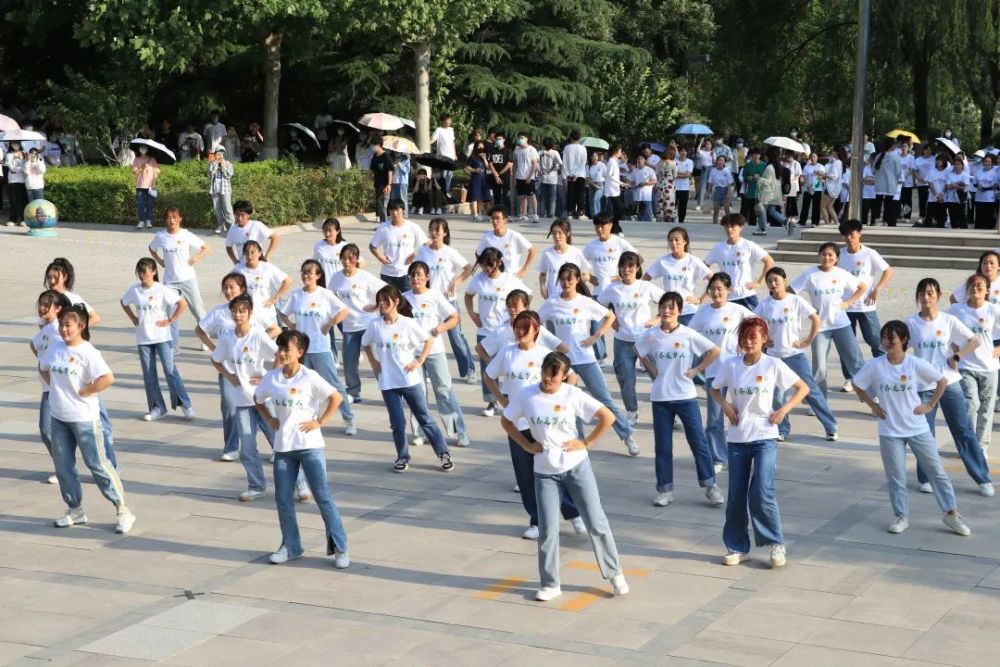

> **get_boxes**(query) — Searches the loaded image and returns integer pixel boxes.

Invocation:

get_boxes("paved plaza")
[1,212,999,666]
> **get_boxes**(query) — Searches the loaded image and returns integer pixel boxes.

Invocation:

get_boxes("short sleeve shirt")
[369,220,428,278]
[32,320,61,391]
[403,288,457,356]
[485,343,553,417]
[646,253,711,315]
[211,328,278,407]
[948,301,1000,372]
[582,236,637,297]
[327,270,387,332]
[414,244,470,296]
[312,240,347,281]
[688,302,755,377]
[599,280,664,342]
[39,340,112,422]
[253,366,335,452]
[360,315,431,390]
[465,271,531,336]
[790,266,861,332]
[704,239,769,301]
[480,321,562,357]
[121,282,182,345]
[150,229,205,283]
[754,294,817,359]
[537,295,611,365]
[635,325,715,401]
[502,383,601,474]
[538,246,591,298]
[837,246,889,314]
[225,220,273,262]
[711,354,801,443]
[904,312,974,387]
[853,356,944,437]
[280,288,348,354]
[475,229,533,274]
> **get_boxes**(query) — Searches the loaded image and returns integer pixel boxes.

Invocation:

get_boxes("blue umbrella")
[675,123,713,135]
[640,141,667,153]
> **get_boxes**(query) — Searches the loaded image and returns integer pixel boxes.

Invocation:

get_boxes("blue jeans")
[811,325,865,398]
[447,299,474,379]
[731,295,759,310]
[723,440,783,553]
[136,188,153,223]
[916,385,991,485]
[774,353,837,438]
[698,168,711,207]
[509,428,579,526]
[40,394,112,470]
[590,316,607,362]
[540,183,557,218]
[842,311,883,380]
[637,200,654,222]
[409,352,466,438]
[27,188,43,201]
[652,399,716,492]
[236,404,274,492]
[97,397,116,468]
[137,342,191,413]
[274,448,348,557]
[218,374,239,454]
[442,170,453,194]
[390,183,409,215]
[50,417,125,510]
[476,333,494,403]
[591,187,604,218]
[535,458,621,588]
[705,381,727,464]
[757,204,786,231]
[383,384,449,460]
[571,362,633,440]
[612,338,647,412]
[342,330,365,400]
[303,352,354,422]
[880,431,957,517]
[381,273,410,292]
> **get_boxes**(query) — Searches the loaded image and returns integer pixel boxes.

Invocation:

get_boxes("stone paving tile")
[0,608,105,647]
[801,618,923,656]
[0,641,37,664]
[167,635,298,666]
[139,600,265,635]
[832,579,972,631]
[77,625,213,662]
[671,629,796,666]
[770,644,930,667]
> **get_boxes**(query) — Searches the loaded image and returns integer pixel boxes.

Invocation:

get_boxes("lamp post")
[848,0,871,221]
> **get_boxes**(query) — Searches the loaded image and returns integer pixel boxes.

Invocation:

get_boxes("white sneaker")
[522,525,539,540]
[919,482,933,493]
[653,491,673,507]
[238,489,266,502]
[840,380,853,392]
[142,407,165,422]
[776,434,786,442]
[535,586,562,601]
[626,410,639,426]
[54,506,87,527]
[983,445,990,460]
[610,574,629,596]
[145,221,153,229]
[219,451,240,462]
[624,436,640,456]
[344,420,357,436]
[136,220,144,229]
[714,462,724,474]
[570,516,587,534]
[296,487,313,503]
[4,220,13,227]
[512,482,520,493]
[722,551,746,566]
[47,474,58,484]
[825,431,838,441]
[768,544,787,568]
[182,405,196,420]
[943,512,971,536]
[705,485,725,506]
[333,551,351,569]
[456,432,471,447]
[115,506,136,534]
[465,369,478,384]
[888,516,909,534]
[411,435,426,447]
[531,214,540,222]
[483,402,498,417]
[213,225,224,234]
[980,483,995,497]
[269,545,301,564]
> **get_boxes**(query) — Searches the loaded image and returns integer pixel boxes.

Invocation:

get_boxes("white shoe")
[806,408,816,416]
[296,487,313,503]
[983,445,990,460]
[919,482,933,493]
[714,462,724,474]
[115,506,136,534]
[943,513,971,536]
[142,407,165,422]
[47,474,58,484]
[531,214,540,222]
[722,551,746,566]
[570,516,587,534]
[535,586,562,601]
[768,544,787,568]
[213,225,224,234]
[4,221,13,227]
[610,574,629,596]
[136,220,144,229]
[705,485,725,506]
[269,545,301,564]
[483,402,498,417]
[888,516,909,534]
[980,483,995,497]
[522,525,539,540]
[825,431,838,441]
[145,221,153,229]
[456,432,471,447]
[182,405,196,420]
[411,435,426,447]
[465,369,478,384]
[624,436,640,456]
[344,420,357,436]
[776,434,786,442]
[333,551,351,569]
[54,506,87,527]
[512,482,520,493]
[626,410,639,426]
[840,380,853,393]
[239,489,266,502]
[219,451,240,462]
[653,491,673,507]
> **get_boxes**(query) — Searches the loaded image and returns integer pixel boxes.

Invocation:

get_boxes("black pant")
[873,194,899,226]
[947,202,967,229]
[801,191,822,224]
[785,194,799,218]
[565,177,586,217]
[676,190,689,223]
[916,186,929,218]
[926,201,946,227]
[607,195,624,222]
[976,201,997,230]
[900,186,913,218]
[861,198,876,226]
[6,182,27,223]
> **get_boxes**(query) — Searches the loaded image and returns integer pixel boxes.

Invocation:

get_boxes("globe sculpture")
[25,199,58,238]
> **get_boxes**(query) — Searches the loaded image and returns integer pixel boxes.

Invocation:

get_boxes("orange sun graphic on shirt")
[310,302,317,308]
[900,374,909,382]
[67,356,75,363]
[722,316,730,323]
[681,266,688,272]
[553,404,562,412]
[242,346,249,352]
[783,307,790,314]
[855,260,862,267]
[392,333,400,340]
[673,341,681,349]
[755,375,764,383]
[438,257,445,263]
[935,330,943,336]
[147,295,154,301]
[527,361,535,367]
[573,308,580,315]
[289,388,297,395]
[421,303,428,309]
[495,287,502,293]
[831,279,838,285]
[351,284,358,290]
[980,318,986,324]
[735,251,742,257]
[633,292,640,298]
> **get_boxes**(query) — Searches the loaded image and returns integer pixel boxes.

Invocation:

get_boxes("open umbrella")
[359,113,404,131]
[0,129,46,143]
[936,137,961,154]
[763,136,805,153]
[414,153,461,171]
[284,122,320,147]
[675,123,713,135]
[580,136,609,150]
[129,138,176,164]
[0,114,19,132]
[640,141,666,153]
[399,117,416,129]
[887,129,920,143]
[382,135,421,154]
[332,120,359,132]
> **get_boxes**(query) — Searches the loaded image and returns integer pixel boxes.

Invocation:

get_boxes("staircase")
[770,226,1000,270]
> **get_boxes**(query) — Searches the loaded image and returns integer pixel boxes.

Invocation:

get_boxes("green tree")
[947,0,1000,140]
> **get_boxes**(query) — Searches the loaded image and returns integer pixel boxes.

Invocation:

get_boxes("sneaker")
[456,432,471,447]
[17,220,26,227]
[626,410,639,426]
[722,551,747,566]
[531,214,540,222]
[200,343,210,352]
[219,451,240,462]
[465,369,478,384]
[840,380,854,393]
[182,405,196,420]
[598,357,611,369]
[776,434,786,442]
[344,420,357,436]
[269,545,301,564]
[768,544,787,568]
[439,453,455,472]
[610,574,630,596]
[943,512,971,536]
[4,220,13,226]
[653,491,673,507]
[512,482,520,493]
[522,525,540,540]
[142,407,165,422]
[411,435,426,447]
[54,506,87,527]
[888,516,909,534]
[825,431,839,441]
[145,221,153,229]
[483,402,498,417]
[47,474,58,484]
[296,488,313,503]
[213,225,224,234]
[535,586,562,601]
[980,482,995,497]
[571,516,587,534]
[114,507,136,534]
[351,396,363,405]
[752,230,767,236]
[135,220,144,229]
[333,551,351,569]
[714,462,724,474]
[624,436,640,456]
[983,445,990,460]
[705,485,725,506]
[393,458,409,473]
[806,407,815,416]
[238,489,266,502]
[919,482,933,494]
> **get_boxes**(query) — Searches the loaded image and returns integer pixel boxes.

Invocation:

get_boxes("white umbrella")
[0,129,46,143]
[358,112,404,131]
[763,136,805,153]
[382,135,421,154]
[400,117,416,129]
[284,122,320,147]
[936,137,961,154]
[129,138,177,164]
[332,120,359,132]
[0,114,19,132]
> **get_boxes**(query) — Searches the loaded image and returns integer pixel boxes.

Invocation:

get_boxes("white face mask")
[496,139,505,148]
[139,146,148,155]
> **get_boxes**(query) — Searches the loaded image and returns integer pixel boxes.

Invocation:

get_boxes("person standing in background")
[674,147,694,223]
[430,114,457,193]
[562,131,588,219]
[203,112,227,153]
[208,147,234,234]
[369,137,394,223]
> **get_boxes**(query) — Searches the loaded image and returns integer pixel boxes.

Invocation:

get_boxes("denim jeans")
[731,295,758,310]
[97,397,116,468]
[303,352,355,422]
[915,385,991,485]
[476,333,494,403]
[774,353,837,438]
[374,187,388,222]
[652,399,716,492]
[237,405,274,492]
[637,200,654,222]
[39,392,53,456]
[756,203,786,231]
[50,417,125,509]
[509,428,579,526]
[723,440,783,554]
[811,325,865,398]
[136,188,153,223]
[447,299,474,379]
[590,317,607,362]
[137,342,191,413]
[841,310,883,380]
[960,368,997,447]
[380,273,411,293]
[442,170,453,195]
[540,183,557,218]
[274,448,348,557]
[698,169,711,207]
[218,374,239,455]
[168,279,207,352]
[705,381,727,464]
[591,187,604,218]
[612,338,642,413]
[383,384,450,461]
[390,182,409,215]
[879,431,957,517]
[342,330,365,400]
[27,188,43,201]
[408,352,466,438]
[571,362,633,440]
[535,458,622,588]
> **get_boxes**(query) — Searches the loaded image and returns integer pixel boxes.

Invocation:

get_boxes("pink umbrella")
[0,114,19,132]
[358,113,404,131]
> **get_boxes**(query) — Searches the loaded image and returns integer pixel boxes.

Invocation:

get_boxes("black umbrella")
[129,138,177,164]
[413,153,462,170]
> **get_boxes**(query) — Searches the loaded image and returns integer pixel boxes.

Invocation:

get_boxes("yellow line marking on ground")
[559,587,612,612]
[474,577,527,600]
[566,560,651,577]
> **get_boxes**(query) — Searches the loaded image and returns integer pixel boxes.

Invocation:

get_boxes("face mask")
[496,139,505,148]
[945,131,952,138]
[11,142,20,151]
[736,142,744,148]
[337,128,344,135]
[139,147,148,155]
[517,138,526,146]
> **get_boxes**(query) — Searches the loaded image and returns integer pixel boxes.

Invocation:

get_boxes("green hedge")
[44,160,373,228]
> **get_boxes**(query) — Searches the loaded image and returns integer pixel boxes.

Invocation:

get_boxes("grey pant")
[408,352,467,438]
[959,368,997,447]
[168,279,207,350]
[536,458,621,588]
[878,431,957,518]
[211,192,234,228]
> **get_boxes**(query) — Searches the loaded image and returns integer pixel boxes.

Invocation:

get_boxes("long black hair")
[376,284,413,317]
[556,263,591,297]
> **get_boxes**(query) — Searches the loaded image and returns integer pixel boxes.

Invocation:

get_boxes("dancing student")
[538,218,591,300]
[583,213,639,361]
[196,272,280,461]
[537,263,639,456]
[39,305,135,533]
[148,207,210,351]
[225,200,279,263]
[950,250,1000,305]
[703,213,774,310]
[120,258,195,422]
[312,217,349,364]
[362,285,454,473]
[904,278,993,496]
[501,351,630,602]
[414,217,476,383]
[236,240,292,329]
[643,226,710,325]
[465,247,531,416]
[368,198,427,291]
[852,321,973,536]
[403,261,471,447]
[600,251,663,425]
[254,330,350,568]
[636,292,723,508]
[710,317,808,568]
[278,259,357,436]
[755,267,838,441]
[30,290,72,484]
[474,206,537,278]
[689,272,754,469]
[476,289,565,362]
[485,311,586,540]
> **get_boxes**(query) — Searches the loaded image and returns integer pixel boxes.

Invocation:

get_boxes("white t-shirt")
[630,166,656,202]
[697,149,714,168]
[403,288,456,356]
[853,356,943,437]
[704,238,769,301]
[688,302,754,377]
[237,260,288,326]
[253,366,335,452]
[953,277,1000,305]
[360,315,430,390]
[327,269,386,333]
[211,328,278,407]
[538,246,591,298]
[948,302,1000,372]
[476,229,533,273]
[901,153,916,187]
[198,300,271,339]
[974,167,999,203]
[675,158,694,191]
[503,383,602,475]
[711,354,801,443]
[150,229,206,283]
[914,155,935,184]
[312,240,348,281]
[538,294,611,365]
[39,340,112,422]
[708,167,733,189]
[904,312,974,387]
[121,282,183,345]
[280,288,348,354]
[645,253,711,316]
[588,162,607,185]
[803,163,826,192]
[837,246,889,314]
[370,220,428,278]
[790,266,861,332]
[225,220,273,262]
[485,343,553,416]
[32,320,61,391]
[824,158,843,197]
[862,164,877,199]
[465,271,531,336]
[414,244,469,297]
[604,159,622,197]
[944,170,969,204]
[514,145,539,180]
[635,324,715,401]
[582,236,637,297]
[754,294,817,359]
[431,126,457,159]
[599,280,664,342]
[480,321,562,357]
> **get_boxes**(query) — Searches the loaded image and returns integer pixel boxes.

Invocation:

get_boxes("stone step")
[798,225,1000,247]
[776,239,995,259]
[769,249,980,271]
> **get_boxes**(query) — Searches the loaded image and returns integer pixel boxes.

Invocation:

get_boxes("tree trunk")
[415,41,431,152]
[912,51,929,139]
[263,30,282,160]
[979,100,997,142]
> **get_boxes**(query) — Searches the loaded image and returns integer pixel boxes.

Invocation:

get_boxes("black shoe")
[393,458,409,473]
[439,453,455,472]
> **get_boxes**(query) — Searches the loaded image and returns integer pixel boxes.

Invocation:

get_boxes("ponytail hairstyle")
[58,304,91,341]
[408,260,431,282]
[556,262,591,297]
[547,218,573,246]
[135,257,160,282]
[300,259,326,288]
[44,257,76,290]
[242,239,263,261]
[339,242,361,263]
[512,310,542,342]
[429,217,452,245]
[477,247,505,274]
[37,289,71,314]
[376,284,413,317]
[321,217,345,243]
